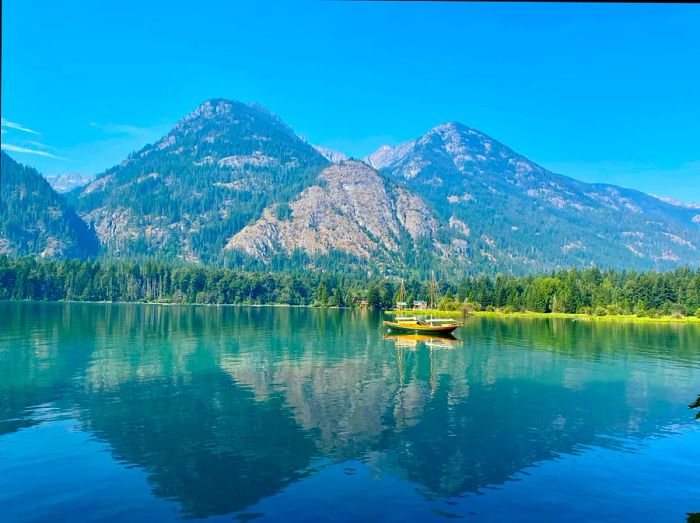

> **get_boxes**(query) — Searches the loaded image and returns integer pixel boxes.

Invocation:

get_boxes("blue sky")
[2,1,699,201]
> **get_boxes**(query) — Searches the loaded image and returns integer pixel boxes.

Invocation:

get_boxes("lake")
[1,302,699,522]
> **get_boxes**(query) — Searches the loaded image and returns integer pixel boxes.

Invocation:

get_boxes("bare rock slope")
[225,161,449,261]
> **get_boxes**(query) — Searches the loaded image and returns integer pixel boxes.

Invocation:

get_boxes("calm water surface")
[1,302,699,522]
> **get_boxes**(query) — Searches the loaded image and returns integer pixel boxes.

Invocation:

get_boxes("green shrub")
[669,305,685,318]
[461,301,483,312]
[438,298,460,311]
[635,300,647,317]
[594,306,608,316]
[606,304,622,316]
[502,305,514,314]
[645,308,661,318]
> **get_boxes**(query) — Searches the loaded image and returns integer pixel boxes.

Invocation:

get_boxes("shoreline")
[2,299,351,310]
[386,309,700,324]
[5,300,700,324]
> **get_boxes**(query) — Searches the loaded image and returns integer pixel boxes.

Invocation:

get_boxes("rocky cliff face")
[224,161,451,262]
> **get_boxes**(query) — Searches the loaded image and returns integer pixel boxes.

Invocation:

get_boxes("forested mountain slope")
[70,99,329,263]
[0,152,98,258]
[367,122,700,272]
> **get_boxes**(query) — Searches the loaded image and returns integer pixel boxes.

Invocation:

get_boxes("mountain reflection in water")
[1,302,699,521]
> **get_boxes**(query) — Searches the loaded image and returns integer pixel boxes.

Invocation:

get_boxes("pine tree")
[317,280,328,306]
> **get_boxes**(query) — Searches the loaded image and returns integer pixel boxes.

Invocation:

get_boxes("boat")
[383,273,463,335]
[383,317,463,335]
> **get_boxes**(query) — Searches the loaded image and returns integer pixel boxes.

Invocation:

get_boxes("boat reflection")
[385,333,462,392]
[384,333,462,351]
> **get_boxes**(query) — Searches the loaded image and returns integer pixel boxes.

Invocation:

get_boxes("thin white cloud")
[89,121,155,137]
[1,118,40,135]
[1,143,67,160]
[26,140,56,150]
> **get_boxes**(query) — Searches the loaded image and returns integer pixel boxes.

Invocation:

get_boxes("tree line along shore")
[1,256,700,322]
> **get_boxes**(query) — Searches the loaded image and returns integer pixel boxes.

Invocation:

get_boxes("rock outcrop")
[225,161,443,261]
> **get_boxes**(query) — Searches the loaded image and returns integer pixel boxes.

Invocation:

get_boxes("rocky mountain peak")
[167,98,295,139]
[653,195,700,210]
[426,122,512,173]
[312,145,348,164]
[44,172,94,193]
[423,122,490,147]
[188,98,236,119]
[104,98,329,174]
[365,122,502,176]
[365,142,416,171]
[366,121,532,182]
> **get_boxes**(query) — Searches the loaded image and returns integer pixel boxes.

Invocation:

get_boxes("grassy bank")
[386,309,464,318]
[386,309,700,324]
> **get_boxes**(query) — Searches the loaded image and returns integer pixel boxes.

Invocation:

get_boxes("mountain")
[71,99,329,262]
[365,122,700,272]
[225,160,466,270]
[653,195,700,210]
[45,172,94,193]
[0,152,98,258]
[311,145,348,164]
[53,101,700,274]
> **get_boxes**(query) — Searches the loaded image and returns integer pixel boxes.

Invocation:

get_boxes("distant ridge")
[45,172,94,193]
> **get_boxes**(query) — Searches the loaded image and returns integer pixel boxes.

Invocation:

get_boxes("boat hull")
[383,320,462,335]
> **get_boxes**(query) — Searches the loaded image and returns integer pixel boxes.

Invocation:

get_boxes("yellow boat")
[383,316,463,335]
[383,272,463,335]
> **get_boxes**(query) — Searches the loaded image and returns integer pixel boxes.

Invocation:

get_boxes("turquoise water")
[1,302,699,522]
